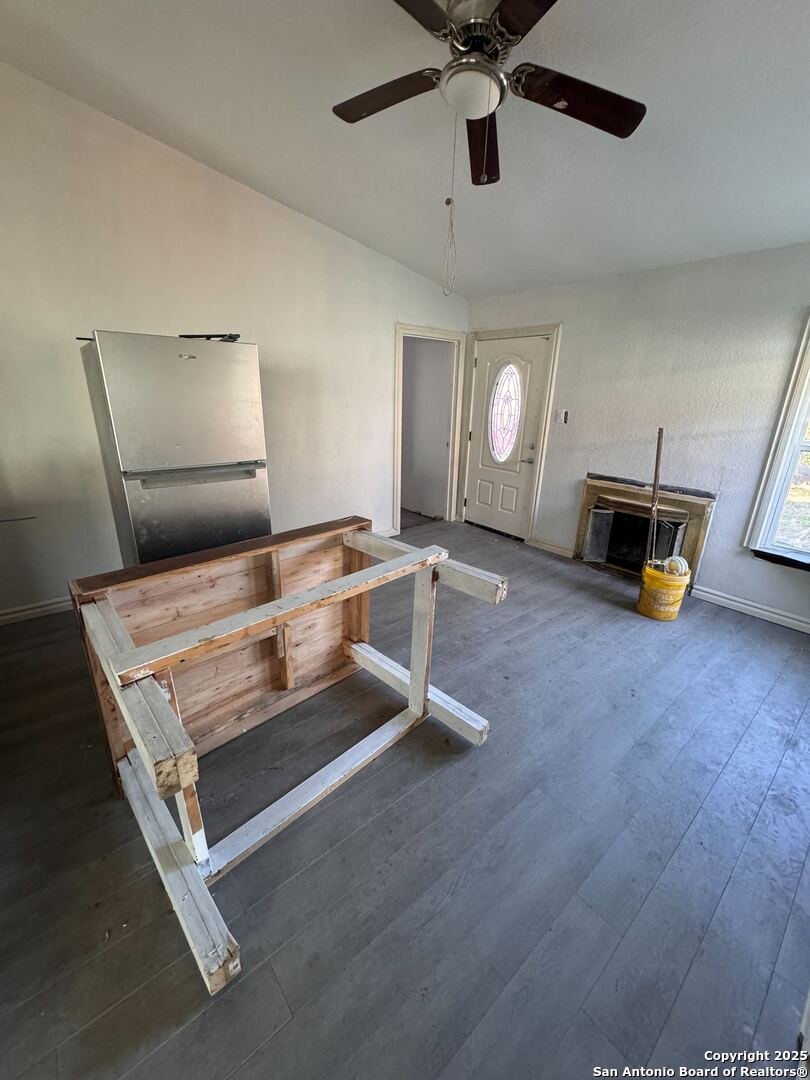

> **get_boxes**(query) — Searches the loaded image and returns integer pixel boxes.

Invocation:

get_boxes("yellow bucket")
[637,563,691,622]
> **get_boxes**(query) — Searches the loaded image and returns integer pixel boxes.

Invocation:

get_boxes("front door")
[464,334,553,539]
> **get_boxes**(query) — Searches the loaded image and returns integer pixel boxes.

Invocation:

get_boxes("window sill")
[752,547,810,571]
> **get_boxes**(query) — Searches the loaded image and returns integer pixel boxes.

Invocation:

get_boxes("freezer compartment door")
[123,463,272,563]
[95,331,266,472]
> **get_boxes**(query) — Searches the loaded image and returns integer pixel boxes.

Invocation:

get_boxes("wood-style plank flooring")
[2,520,809,1079]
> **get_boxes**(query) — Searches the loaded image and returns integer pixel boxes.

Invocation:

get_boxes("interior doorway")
[463,327,560,541]
[393,324,466,535]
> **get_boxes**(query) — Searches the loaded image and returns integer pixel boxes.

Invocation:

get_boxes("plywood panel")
[112,559,270,643]
[174,637,282,733]
[279,540,345,594]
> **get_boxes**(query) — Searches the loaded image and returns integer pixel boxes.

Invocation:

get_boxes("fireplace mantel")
[575,474,717,585]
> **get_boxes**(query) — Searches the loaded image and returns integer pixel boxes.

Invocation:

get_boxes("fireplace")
[575,473,716,584]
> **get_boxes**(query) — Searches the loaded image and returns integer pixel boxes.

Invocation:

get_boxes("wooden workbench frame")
[71,516,507,994]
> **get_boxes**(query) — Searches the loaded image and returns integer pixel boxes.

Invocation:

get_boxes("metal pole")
[645,427,664,566]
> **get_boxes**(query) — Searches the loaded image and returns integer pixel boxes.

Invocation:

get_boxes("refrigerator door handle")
[127,461,267,490]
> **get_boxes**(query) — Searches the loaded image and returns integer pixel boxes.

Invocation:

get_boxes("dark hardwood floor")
[2,520,809,1080]
[399,508,436,530]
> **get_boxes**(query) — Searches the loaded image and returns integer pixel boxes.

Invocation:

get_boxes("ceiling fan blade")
[493,0,560,42]
[333,69,441,123]
[392,0,451,37]
[467,115,500,186]
[511,63,646,138]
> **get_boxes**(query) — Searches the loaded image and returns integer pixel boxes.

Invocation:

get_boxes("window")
[770,422,810,553]
[489,363,522,463]
[746,315,810,563]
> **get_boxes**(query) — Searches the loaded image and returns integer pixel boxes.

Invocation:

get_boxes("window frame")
[745,312,810,564]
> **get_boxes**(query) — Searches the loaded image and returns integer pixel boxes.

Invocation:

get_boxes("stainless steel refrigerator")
[82,330,272,565]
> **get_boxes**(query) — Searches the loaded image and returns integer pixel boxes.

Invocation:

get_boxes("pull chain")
[442,114,458,297]
[480,78,495,184]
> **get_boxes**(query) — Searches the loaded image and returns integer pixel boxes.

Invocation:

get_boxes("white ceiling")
[3,0,810,298]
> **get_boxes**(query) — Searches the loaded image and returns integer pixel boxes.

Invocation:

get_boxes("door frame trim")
[393,323,467,535]
[461,324,562,541]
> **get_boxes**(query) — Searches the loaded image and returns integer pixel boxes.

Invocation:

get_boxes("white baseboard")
[526,538,575,559]
[0,596,73,626]
[691,585,810,635]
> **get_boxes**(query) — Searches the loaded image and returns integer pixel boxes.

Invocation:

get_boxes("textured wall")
[0,63,468,614]
[472,245,810,625]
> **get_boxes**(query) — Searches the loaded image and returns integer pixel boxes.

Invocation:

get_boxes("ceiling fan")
[333,0,646,185]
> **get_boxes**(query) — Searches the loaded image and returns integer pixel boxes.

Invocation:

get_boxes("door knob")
[521,456,535,464]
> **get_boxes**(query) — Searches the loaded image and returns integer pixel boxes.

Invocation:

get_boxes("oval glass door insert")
[488,362,522,463]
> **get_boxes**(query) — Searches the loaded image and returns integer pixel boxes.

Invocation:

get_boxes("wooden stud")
[119,750,239,994]
[267,549,283,599]
[138,678,198,790]
[344,640,489,746]
[409,567,438,717]
[95,596,135,651]
[154,665,210,868]
[265,550,296,689]
[266,549,284,667]
[176,782,210,868]
[265,548,295,691]
[206,707,422,882]
[81,603,197,797]
[82,626,130,767]
[343,530,508,605]
[113,546,449,686]
[344,543,371,644]
[279,623,295,690]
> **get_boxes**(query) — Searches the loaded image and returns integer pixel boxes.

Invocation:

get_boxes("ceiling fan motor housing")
[447,0,514,64]
[447,0,501,26]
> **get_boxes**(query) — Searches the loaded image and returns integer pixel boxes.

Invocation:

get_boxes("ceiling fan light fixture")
[439,55,507,120]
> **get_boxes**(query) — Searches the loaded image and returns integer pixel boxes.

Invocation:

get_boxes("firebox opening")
[575,475,717,585]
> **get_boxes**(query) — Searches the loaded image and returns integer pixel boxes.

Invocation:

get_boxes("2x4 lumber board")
[151,661,209,868]
[343,531,507,605]
[113,546,449,687]
[280,623,295,690]
[409,568,438,716]
[266,550,295,688]
[176,782,210,868]
[81,603,197,797]
[79,618,129,766]
[344,543,371,643]
[206,707,423,882]
[95,596,134,652]
[345,641,489,746]
[119,751,239,994]
[70,516,373,603]
[91,600,198,788]
[266,550,284,668]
